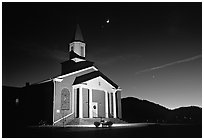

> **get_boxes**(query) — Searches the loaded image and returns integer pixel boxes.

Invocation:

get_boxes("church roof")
[73,71,119,89]
[61,59,94,75]
[72,24,84,42]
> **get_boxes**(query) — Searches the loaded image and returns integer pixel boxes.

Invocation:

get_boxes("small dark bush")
[94,121,100,127]
[107,121,113,127]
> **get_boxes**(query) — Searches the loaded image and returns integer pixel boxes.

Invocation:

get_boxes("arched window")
[61,88,70,110]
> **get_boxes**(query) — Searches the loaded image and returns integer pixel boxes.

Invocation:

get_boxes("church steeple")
[69,24,86,62]
[73,24,84,42]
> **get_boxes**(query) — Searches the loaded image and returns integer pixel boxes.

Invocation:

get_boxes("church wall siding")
[54,68,96,122]
[54,79,73,122]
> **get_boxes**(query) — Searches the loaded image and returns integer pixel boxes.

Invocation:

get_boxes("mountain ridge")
[121,97,202,124]
[122,96,201,110]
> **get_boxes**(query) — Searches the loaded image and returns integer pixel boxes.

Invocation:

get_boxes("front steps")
[54,114,127,126]
[66,118,127,125]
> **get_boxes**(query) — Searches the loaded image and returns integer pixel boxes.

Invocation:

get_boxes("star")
[106,19,110,24]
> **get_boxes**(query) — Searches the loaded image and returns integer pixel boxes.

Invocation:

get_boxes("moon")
[106,19,110,23]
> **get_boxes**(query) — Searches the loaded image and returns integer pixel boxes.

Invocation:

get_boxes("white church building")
[22,24,123,126]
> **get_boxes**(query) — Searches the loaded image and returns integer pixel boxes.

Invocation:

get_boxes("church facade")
[22,25,122,126]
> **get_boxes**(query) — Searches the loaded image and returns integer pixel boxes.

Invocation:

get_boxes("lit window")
[15,98,19,105]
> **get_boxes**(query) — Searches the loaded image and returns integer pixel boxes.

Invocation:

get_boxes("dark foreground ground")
[3,123,202,138]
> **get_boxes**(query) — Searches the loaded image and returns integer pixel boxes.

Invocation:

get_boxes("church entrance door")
[92,102,98,118]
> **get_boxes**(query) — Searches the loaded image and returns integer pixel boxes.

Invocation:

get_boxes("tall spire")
[69,24,86,61]
[73,24,84,42]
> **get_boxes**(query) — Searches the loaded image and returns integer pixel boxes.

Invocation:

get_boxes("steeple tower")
[69,24,86,62]
[73,24,84,42]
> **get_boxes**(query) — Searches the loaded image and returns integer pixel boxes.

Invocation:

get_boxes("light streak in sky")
[135,54,201,75]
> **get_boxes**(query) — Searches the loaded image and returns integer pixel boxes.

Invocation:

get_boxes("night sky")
[3,2,202,109]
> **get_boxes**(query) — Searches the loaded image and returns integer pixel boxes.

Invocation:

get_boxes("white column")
[74,88,77,117]
[109,93,112,117]
[89,89,93,118]
[105,91,109,118]
[79,87,83,118]
[113,92,117,118]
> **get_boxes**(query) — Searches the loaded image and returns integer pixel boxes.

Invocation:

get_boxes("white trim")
[113,92,117,118]
[89,89,93,118]
[57,66,98,79]
[105,90,109,118]
[53,112,74,124]
[116,88,122,91]
[37,79,53,84]
[79,87,83,118]
[53,78,63,82]
[71,58,86,62]
[69,41,84,45]
[35,66,98,85]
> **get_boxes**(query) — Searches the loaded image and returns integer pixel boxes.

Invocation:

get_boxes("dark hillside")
[121,97,202,124]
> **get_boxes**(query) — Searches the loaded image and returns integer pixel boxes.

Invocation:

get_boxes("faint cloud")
[43,48,68,62]
[91,53,140,67]
[135,54,201,75]
[14,40,67,62]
